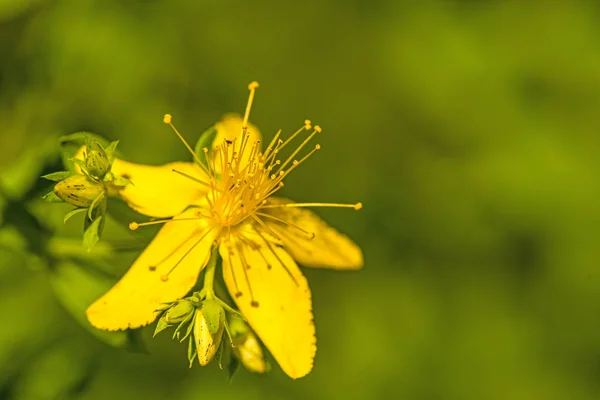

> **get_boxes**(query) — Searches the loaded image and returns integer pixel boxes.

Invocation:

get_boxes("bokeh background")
[2,0,600,399]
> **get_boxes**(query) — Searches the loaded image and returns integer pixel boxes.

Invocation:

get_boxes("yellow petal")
[261,197,364,269]
[219,227,315,379]
[213,113,262,172]
[111,158,208,218]
[86,208,218,331]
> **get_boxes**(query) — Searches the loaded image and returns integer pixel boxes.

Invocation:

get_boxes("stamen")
[243,81,259,130]
[163,114,207,170]
[279,128,320,171]
[235,240,259,307]
[128,215,212,230]
[259,202,363,210]
[255,212,315,239]
[171,169,213,189]
[255,229,299,286]
[160,227,217,281]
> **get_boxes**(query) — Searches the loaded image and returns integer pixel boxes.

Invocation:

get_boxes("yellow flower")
[86,82,363,379]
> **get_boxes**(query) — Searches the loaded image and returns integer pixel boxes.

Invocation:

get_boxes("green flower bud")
[229,316,267,373]
[85,140,110,178]
[164,299,195,324]
[54,175,104,208]
[194,301,225,366]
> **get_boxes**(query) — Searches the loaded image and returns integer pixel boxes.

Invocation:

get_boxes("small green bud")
[164,299,195,324]
[194,302,225,366]
[85,140,110,178]
[54,175,105,208]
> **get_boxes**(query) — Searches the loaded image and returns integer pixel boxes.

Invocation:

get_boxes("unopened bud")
[85,140,110,178]
[194,301,225,366]
[229,316,267,373]
[164,299,195,324]
[54,175,104,208]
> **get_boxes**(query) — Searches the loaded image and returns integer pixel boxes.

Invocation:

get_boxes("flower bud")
[194,301,225,366]
[229,316,267,373]
[85,140,110,178]
[54,175,104,208]
[164,299,195,324]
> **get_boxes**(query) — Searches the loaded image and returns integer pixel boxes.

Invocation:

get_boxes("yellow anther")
[315,144,321,150]
[304,119,312,130]
[202,147,209,153]
[160,275,169,282]
[248,81,259,90]
[354,202,363,210]
[163,114,172,124]
[129,222,139,231]
[314,125,322,133]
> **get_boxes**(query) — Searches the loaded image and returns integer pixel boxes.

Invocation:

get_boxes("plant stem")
[203,246,218,298]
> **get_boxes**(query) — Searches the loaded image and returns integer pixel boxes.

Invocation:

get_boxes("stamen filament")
[163,114,208,171]
[259,202,363,210]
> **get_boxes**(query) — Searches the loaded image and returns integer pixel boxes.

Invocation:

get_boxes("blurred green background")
[2,0,600,399]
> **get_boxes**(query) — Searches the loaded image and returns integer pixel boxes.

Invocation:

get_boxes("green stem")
[203,246,219,298]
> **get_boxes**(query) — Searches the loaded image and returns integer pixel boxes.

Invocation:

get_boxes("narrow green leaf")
[63,207,88,224]
[42,191,64,203]
[83,216,102,251]
[41,171,73,182]
[193,126,217,166]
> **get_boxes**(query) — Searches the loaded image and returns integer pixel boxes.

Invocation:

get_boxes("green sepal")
[63,207,88,224]
[87,192,105,221]
[41,171,74,182]
[187,335,197,368]
[172,312,194,341]
[179,312,196,343]
[42,191,64,203]
[104,140,119,163]
[109,174,132,187]
[83,216,103,251]
[202,299,225,336]
[193,125,217,167]
[153,315,170,338]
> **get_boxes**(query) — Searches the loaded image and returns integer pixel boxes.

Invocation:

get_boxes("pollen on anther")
[235,292,243,298]
[129,222,139,231]
[202,147,209,153]
[354,202,363,210]
[314,125,322,133]
[160,275,169,282]
[315,144,321,150]
[304,119,312,130]
[248,81,259,90]
[251,301,259,308]
[163,114,172,124]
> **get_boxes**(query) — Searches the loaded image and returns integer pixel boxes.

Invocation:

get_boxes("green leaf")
[50,261,140,350]
[63,207,88,224]
[83,216,102,251]
[193,125,217,167]
[104,140,120,163]
[41,171,73,182]
[41,191,64,203]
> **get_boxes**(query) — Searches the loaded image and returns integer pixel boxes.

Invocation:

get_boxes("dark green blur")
[2,0,600,399]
